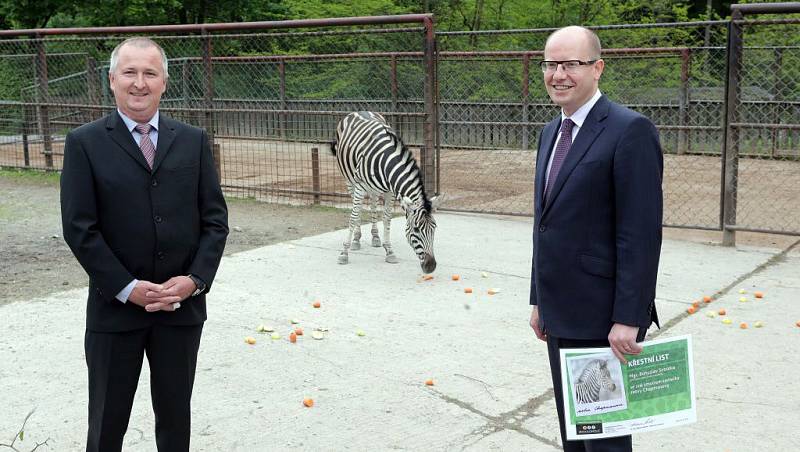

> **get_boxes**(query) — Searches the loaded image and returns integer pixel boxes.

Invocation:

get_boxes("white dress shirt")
[544,89,603,188]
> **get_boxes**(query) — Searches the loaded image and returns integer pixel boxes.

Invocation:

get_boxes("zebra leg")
[339,187,364,264]
[351,227,362,251]
[370,193,382,247]
[350,188,364,251]
[350,191,363,251]
[382,195,399,264]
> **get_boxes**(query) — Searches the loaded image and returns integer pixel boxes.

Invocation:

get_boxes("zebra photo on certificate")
[567,353,628,416]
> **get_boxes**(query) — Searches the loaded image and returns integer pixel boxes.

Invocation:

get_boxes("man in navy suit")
[529,26,662,451]
[61,37,228,451]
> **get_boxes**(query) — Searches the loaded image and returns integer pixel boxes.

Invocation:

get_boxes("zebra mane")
[384,126,432,214]
[578,360,606,382]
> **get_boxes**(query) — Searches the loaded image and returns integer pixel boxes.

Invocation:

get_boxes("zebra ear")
[429,194,442,211]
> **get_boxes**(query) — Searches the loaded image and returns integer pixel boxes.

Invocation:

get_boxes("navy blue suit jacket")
[530,95,662,340]
[61,112,229,332]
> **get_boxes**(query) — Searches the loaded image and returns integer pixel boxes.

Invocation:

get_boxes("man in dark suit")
[529,26,663,451]
[60,37,228,451]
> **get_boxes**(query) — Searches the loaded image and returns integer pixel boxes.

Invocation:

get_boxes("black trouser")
[85,323,203,452]
[546,329,646,452]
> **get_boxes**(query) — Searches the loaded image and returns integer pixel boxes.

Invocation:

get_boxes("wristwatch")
[187,274,206,297]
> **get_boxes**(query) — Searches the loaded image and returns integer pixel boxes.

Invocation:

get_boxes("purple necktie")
[544,118,574,203]
[135,123,156,169]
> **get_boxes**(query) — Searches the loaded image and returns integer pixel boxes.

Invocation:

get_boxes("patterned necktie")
[135,123,156,169]
[544,118,575,203]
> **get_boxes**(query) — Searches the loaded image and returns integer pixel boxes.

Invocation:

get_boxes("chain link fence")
[0,10,797,238]
[0,16,438,210]
[436,22,734,230]
[723,15,800,239]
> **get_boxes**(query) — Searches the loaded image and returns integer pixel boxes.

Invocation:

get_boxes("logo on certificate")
[576,422,604,435]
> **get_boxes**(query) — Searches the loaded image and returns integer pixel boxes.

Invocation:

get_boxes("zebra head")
[597,360,616,392]
[401,195,437,274]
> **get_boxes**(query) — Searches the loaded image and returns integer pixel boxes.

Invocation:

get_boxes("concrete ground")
[1,212,798,451]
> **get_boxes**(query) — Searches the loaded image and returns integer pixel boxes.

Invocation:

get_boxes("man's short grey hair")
[546,26,602,60]
[109,37,169,79]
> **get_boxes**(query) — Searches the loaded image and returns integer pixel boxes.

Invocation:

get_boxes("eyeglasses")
[539,60,598,73]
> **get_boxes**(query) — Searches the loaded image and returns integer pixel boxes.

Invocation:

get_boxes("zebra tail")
[330,140,338,156]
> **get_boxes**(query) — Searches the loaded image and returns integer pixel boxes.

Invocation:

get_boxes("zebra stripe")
[574,359,617,404]
[332,111,437,273]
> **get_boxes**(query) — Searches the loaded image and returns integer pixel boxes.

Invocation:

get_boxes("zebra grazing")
[575,359,617,404]
[332,111,437,274]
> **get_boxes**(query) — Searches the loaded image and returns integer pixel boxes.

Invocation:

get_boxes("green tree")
[0,0,75,28]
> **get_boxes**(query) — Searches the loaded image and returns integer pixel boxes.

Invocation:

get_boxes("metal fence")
[0,16,439,208]
[433,13,800,239]
[721,8,800,242]
[0,7,798,240]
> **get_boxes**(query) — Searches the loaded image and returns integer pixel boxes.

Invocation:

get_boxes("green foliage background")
[0,0,797,142]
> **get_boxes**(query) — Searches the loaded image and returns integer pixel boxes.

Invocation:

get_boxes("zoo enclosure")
[0,4,798,241]
[0,15,440,208]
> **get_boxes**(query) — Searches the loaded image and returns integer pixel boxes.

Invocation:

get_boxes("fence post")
[34,36,53,169]
[390,54,398,131]
[678,48,690,155]
[279,58,286,139]
[422,15,438,195]
[771,47,783,158]
[202,30,215,146]
[86,56,100,104]
[101,61,110,106]
[213,143,222,182]
[521,54,530,150]
[311,147,321,205]
[721,9,744,246]
[21,79,31,167]
[182,58,191,108]
[22,102,30,167]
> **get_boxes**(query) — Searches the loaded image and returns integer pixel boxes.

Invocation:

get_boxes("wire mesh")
[0,23,431,215]
[726,21,800,234]
[0,17,797,235]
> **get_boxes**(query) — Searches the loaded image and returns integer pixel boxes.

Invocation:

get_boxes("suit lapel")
[152,115,176,173]
[542,96,610,218]
[536,118,560,216]
[106,113,151,172]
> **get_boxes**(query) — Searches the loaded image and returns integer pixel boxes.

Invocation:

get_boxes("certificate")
[559,335,696,440]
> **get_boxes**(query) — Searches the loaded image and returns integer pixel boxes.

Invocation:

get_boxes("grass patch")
[0,167,61,186]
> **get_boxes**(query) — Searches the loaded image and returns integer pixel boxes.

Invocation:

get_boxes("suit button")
[154,215,162,223]
[539,225,546,232]
[151,179,158,187]
[157,251,165,260]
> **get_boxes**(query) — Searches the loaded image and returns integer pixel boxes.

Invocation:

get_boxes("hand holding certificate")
[559,335,697,440]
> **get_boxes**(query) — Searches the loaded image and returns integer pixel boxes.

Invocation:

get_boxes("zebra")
[331,111,437,274]
[574,359,617,404]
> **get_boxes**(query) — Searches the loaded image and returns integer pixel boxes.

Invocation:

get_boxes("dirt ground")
[0,169,347,307]
[3,137,798,233]
[2,166,797,308]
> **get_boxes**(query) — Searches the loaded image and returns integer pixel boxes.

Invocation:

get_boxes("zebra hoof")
[371,237,382,247]
[385,255,399,264]
[338,254,349,265]
[350,241,361,251]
